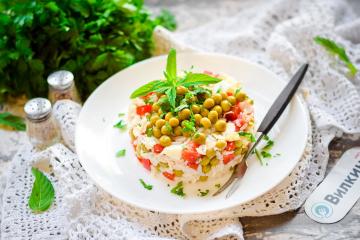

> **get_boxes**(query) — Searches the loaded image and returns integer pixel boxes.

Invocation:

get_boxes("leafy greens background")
[0,0,176,103]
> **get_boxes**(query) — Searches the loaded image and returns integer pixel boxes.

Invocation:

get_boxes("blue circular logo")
[311,202,333,218]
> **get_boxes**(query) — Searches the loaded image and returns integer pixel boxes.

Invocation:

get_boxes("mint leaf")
[0,112,26,131]
[314,36,358,76]
[116,149,126,157]
[171,181,185,197]
[180,73,222,87]
[139,179,153,190]
[166,48,177,84]
[130,80,166,99]
[28,168,55,213]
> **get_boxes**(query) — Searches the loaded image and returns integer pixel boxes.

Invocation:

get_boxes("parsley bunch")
[0,0,176,103]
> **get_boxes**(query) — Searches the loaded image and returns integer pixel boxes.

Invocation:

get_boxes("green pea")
[221,100,231,112]
[153,127,161,138]
[201,108,209,117]
[165,112,173,121]
[215,120,227,132]
[215,140,227,149]
[193,132,206,145]
[194,114,202,125]
[235,91,247,102]
[212,105,223,115]
[191,104,201,114]
[176,86,188,95]
[161,125,172,135]
[169,117,179,127]
[179,108,191,120]
[208,110,219,123]
[203,98,215,109]
[150,115,160,125]
[200,117,212,129]
[174,126,182,136]
[228,96,236,105]
[212,93,222,104]
[159,135,172,147]
[155,119,166,128]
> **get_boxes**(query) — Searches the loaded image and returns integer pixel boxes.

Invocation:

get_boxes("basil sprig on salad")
[130,49,222,110]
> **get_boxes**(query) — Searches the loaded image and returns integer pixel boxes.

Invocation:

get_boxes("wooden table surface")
[146,0,360,239]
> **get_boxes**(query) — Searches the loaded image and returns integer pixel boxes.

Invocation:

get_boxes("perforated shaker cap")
[24,98,52,120]
[47,70,74,90]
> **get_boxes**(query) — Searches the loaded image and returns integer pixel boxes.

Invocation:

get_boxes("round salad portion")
[128,50,254,197]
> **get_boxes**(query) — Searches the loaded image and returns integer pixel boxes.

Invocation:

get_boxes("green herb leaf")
[254,149,267,166]
[238,132,256,142]
[314,36,358,76]
[199,189,209,197]
[28,168,55,213]
[118,113,125,117]
[171,181,185,197]
[261,151,272,158]
[114,120,127,130]
[139,179,153,190]
[215,183,221,188]
[166,48,177,84]
[0,112,26,131]
[174,103,189,113]
[182,120,196,133]
[130,80,165,99]
[116,149,126,157]
[154,9,177,31]
[146,127,153,137]
[180,73,222,87]
[166,87,176,109]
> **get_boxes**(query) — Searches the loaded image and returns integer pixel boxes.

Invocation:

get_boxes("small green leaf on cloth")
[0,112,26,131]
[314,36,358,76]
[28,168,55,213]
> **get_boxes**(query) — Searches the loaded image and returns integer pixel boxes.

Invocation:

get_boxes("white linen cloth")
[1,0,360,239]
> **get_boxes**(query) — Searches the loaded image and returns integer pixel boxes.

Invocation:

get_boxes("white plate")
[75,53,309,214]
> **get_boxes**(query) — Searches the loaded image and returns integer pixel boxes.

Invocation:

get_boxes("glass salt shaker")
[24,98,61,150]
[47,70,81,104]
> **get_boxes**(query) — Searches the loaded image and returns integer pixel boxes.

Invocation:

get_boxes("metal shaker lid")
[24,98,52,120]
[47,70,74,90]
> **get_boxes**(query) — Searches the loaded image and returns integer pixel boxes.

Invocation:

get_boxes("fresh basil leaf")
[314,36,358,76]
[139,179,153,190]
[0,112,26,131]
[166,48,177,84]
[180,73,222,87]
[116,149,126,157]
[171,181,185,197]
[130,80,165,98]
[28,168,55,213]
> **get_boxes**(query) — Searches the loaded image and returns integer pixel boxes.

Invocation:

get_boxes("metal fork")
[213,63,309,198]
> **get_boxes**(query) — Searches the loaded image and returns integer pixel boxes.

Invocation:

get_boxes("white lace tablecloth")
[1,0,360,239]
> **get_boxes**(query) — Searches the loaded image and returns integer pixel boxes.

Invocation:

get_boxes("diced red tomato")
[153,144,164,154]
[226,91,233,96]
[188,141,200,151]
[182,149,200,163]
[223,153,235,164]
[186,161,199,170]
[232,105,242,116]
[234,118,245,128]
[225,141,236,151]
[163,171,175,181]
[136,104,152,116]
[138,157,151,171]
[235,125,241,131]
[224,111,237,121]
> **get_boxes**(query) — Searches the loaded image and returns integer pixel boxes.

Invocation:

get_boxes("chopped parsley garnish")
[165,122,173,133]
[238,132,256,142]
[199,189,209,197]
[182,120,196,133]
[146,127,153,137]
[215,184,221,188]
[261,151,272,158]
[216,88,222,93]
[174,103,189,112]
[234,88,242,95]
[171,181,185,197]
[139,179,153,190]
[116,149,126,157]
[118,113,125,117]
[255,149,268,166]
[114,119,127,130]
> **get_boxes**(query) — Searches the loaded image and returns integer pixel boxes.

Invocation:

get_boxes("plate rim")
[75,52,310,214]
